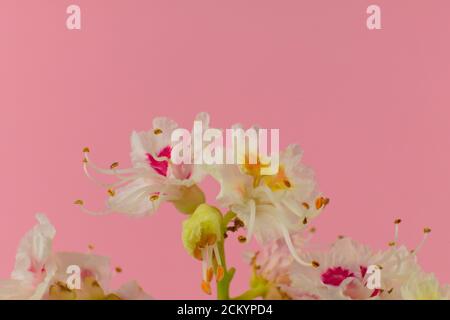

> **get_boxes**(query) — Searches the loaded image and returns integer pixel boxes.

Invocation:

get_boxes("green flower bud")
[182,204,223,259]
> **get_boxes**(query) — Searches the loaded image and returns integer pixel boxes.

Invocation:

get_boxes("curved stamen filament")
[213,245,222,266]
[73,199,111,216]
[213,245,224,281]
[394,218,401,245]
[199,242,225,294]
[83,150,143,176]
[245,199,256,244]
[260,186,297,219]
[282,198,307,219]
[200,247,212,295]
[83,161,140,189]
[413,227,431,255]
[201,249,208,281]
[278,221,317,267]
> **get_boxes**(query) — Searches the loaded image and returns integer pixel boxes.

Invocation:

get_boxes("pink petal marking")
[321,266,355,286]
[147,146,171,176]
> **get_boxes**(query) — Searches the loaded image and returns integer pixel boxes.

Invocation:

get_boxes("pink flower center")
[321,267,355,286]
[147,146,171,176]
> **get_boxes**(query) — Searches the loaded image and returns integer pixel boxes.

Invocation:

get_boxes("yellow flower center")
[261,166,292,191]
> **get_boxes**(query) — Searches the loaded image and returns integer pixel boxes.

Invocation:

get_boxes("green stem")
[231,285,268,300]
[216,243,235,300]
[216,210,237,300]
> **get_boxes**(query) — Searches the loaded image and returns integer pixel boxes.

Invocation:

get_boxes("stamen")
[107,189,115,197]
[278,221,315,267]
[302,217,308,225]
[414,227,431,254]
[394,218,401,243]
[201,248,208,280]
[234,218,245,228]
[282,198,307,218]
[245,199,256,244]
[315,197,330,210]
[207,246,214,273]
[311,260,320,268]
[110,162,119,169]
[213,245,222,266]
[315,197,323,210]
[73,199,111,216]
[82,150,141,188]
[206,267,214,282]
[201,280,212,295]
[238,235,247,243]
[388,241,396,247]
[153,128,163,135]
[83,150,142,176]
[283,180,291,188]
[149,194,159,202]
[302,202,310,209]
[115,267,123,273]
[216,266,225,282]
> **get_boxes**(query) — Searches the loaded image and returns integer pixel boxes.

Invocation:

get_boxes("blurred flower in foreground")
[0,214,150,300]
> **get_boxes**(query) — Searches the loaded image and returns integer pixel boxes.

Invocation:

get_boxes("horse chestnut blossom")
[246,221,449,300]
[77,112,210,216]
[212,140,328,267]
[0,214,150,300]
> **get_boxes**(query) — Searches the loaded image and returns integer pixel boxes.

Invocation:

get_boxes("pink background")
[1,1,449,299]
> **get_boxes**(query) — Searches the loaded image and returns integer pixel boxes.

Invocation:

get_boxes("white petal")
[107,178,162,216]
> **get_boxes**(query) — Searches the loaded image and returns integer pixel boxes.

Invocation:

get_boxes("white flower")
[213,140,327,267]
[78,112,210,216]
[247,219,446,300]
[289,222,442,300]
[290,237,386,300]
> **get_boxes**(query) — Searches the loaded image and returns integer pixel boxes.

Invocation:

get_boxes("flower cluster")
[247,222,449,300]
[0,214,150,300]
[2,112,446,300]
[74,112,447,300]
[76,112,329,298]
